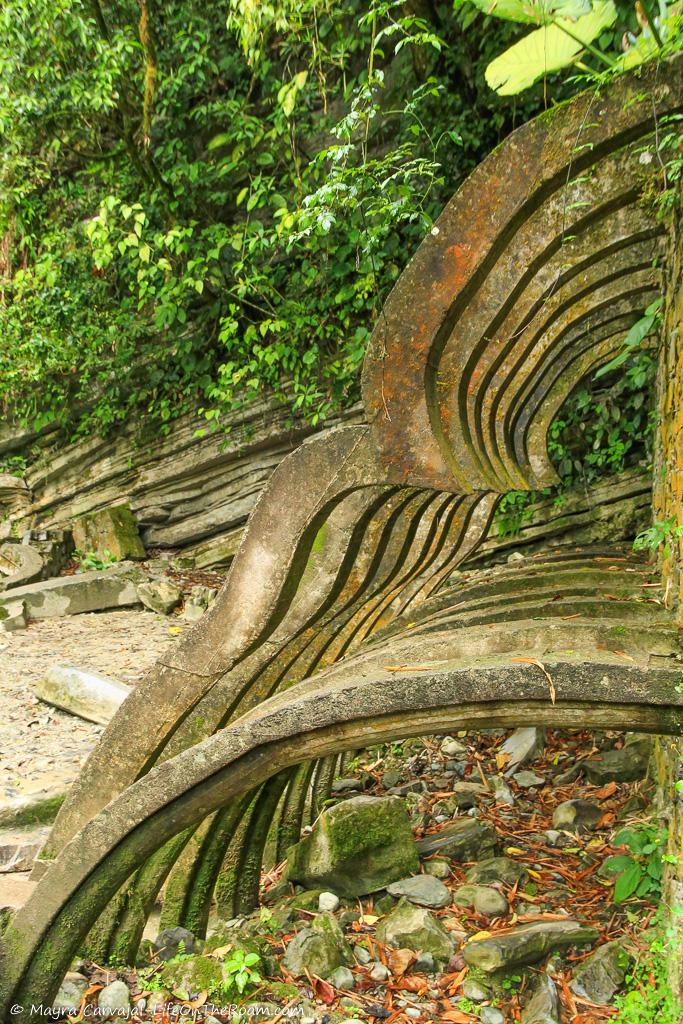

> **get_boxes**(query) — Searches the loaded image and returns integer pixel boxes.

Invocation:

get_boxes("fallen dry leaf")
[388,947,415,977]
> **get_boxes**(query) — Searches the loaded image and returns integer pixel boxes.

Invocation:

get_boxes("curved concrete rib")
[362,56,682,491]
[6,58,682,1005]
[2,634,681,1015]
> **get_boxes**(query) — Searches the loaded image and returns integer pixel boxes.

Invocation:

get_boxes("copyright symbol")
[10,1005,22,1016]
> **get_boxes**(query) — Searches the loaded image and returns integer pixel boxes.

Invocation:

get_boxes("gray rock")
[137,579,183,615]
[584,737,651,784]
[416,818,497,862]
[552,799,603,831]
[423,858,451,879]
[98,980,131,1015]
[0,825,50,872]
[491,776,515,806]
[461,979,490,1002]
[500,728,545,774]
[283,912,352,979]
[452,884,509,918]
[330,966,355,990]
[331,777,364,793]
[521,975,560,1024]
[464,921,598,972]
[441,737,468,757]
[569,940,631,1004]
[53,972,89,1013]
[466,857,527,886]
[32,665,130,725]
[318,891,340,913]
[382,769,403,789]
[0,598,27,631]
[376,899,455,966]
[481,1009,505,1024]
[354,945,372,965]
[544,830,562,846]
[513,771,545,788]
[369,962,391,982]
[182,584,217,621]
[286,796,419,897]
[387,874,451,909]
[154,926,199,961]
[414,951,435,973]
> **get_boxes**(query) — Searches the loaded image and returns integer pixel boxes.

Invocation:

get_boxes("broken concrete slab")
[0,826,50,873]
[32,665,131,725]
[72,503,145,561]
[0,563,143,621]
[137,579,183,615]
[0,598,27,632]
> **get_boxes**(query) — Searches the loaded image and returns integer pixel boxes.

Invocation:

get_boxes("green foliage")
[613,918,682,1023]
[456,0,682,95]
[0,0,545,442]
[603,826,667,903]
[73,549,119,572]
[633,517,683,558]
[220,948,262,995]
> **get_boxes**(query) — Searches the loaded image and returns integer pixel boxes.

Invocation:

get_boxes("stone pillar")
[653,183,683,997]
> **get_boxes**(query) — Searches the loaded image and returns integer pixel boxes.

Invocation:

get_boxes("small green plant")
[495,490,535,538]
[220,949,262,995]
[614,918,682,1023]
[633,518,683,559]
[74,549,119,572]
[596,300,663,380]
[604,826,667,903]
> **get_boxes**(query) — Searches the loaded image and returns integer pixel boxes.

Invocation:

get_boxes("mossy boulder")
[72,504,145,560]
[375,898,455,966]
[286,795,419,896]
[463,921,597,972]
[160,953,225,995]
[283,912,353,979]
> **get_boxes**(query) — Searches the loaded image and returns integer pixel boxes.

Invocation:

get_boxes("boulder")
[0,541,44,591]
[286,795,419,897]
[137,579,183,615]
[552,799,603,831]
[452,884,509,918]
[32,665,130,725]
[387,875,451,909]
[521,976,560,1024]
[423,858,451,880]
[97,979,131,1014]
[72,503,145,560]
[416,818,497,862]
[463,921,597,972]
[376,899,454,966]
[584,737,651,784]
[283,912,353,979]
[154,926,199,962]
[500,728,545,774]
[0,564,142,620]
[569,940,631,1004]
[465,857,527,886]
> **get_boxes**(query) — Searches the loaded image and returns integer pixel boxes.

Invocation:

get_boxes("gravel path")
[0,610,181,811]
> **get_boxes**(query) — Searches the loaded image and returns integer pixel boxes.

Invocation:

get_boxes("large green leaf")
[466,0,592,25]
[485,0,617,93]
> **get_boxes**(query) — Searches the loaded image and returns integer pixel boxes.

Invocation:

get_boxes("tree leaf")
[614,860,642,902]
[485,1,617,94]
[467,0,592,24]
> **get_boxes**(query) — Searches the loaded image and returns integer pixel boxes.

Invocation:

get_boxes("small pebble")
[318,891,340,912]
[369,963,391,983]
